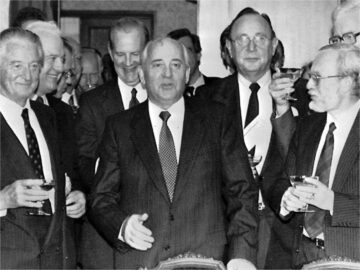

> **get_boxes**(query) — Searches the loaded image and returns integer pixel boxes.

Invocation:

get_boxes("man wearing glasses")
[266,43,360,268]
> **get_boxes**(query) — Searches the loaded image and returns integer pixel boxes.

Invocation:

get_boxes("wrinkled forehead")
[333,10,360,36]
[148,39,185,61]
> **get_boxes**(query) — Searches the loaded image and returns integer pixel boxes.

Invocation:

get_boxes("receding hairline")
[230,13,274,37]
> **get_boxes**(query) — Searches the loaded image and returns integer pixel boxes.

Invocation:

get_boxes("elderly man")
[87,37,258,269]
[77,17,149,269]
[0,27,72,269]
[167,28,219,97]
[267,43,360,268]
[78,48,103,93]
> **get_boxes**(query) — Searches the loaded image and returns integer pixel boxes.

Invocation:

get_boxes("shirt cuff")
[118,216,130,242]
[0,209,7,217]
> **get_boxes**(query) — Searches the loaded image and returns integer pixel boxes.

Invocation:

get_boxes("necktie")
[305,122,336,238]
[36,96,44,104]
[21,109,52,214]
[245,82,260,128]
[158,111,178,201]
[184,86,195,98]
[129,88,140,108]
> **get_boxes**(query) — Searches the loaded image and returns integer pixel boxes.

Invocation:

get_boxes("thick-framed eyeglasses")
[309,73,347,84]
[329,32,360,45]
[230,34,270,48]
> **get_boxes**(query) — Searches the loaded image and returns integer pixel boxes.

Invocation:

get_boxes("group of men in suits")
[1,0,359,269]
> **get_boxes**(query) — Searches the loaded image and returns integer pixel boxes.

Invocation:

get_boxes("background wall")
[199,0,339,78]
[0,0,10,32]
[61,0,197,40]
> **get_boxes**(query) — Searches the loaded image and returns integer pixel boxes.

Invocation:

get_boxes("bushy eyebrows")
[150,58,183,63]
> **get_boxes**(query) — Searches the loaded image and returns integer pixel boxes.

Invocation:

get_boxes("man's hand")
[124,213,154,251]
[227,258,257,270]
[269,69,295,116]
[0,179,49,210]
[280,186,308,215]
[66,190,86,218]
[292,177,334,212]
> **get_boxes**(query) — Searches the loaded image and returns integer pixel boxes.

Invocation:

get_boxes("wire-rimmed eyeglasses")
[329,32,360,45]
[230,34,271,48]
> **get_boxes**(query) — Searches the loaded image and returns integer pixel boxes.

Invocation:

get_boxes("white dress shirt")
[31,94,49,106]
[238,71,273,173]
[62,90,79,107]
[148,98,185,162]
[191,73,205,95]
[118,78,147,110]
[0,95,54,215]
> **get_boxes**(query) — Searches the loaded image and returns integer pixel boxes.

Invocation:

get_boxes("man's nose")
[54,57,64,73]
[247,39,256,51]
[162,65,172,77]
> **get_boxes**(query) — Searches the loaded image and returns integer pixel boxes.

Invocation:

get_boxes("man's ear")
[108,43,114,61]
[271,37,279,57]
[138,66,146,85]
[225,39,233,59]
[339,75,355,95]
[197,52,202,63]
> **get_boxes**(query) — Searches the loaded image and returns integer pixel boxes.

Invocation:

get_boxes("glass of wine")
[26,179,55,216]
[289,175,318,212]
[278,67,303,101]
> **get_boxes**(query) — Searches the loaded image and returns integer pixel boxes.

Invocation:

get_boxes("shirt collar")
[237,70,272,90]
[327,99,360,130]
[117,77,144,92]
[148,97,185,121]
[191,73,205,89]
[0,94,31,115]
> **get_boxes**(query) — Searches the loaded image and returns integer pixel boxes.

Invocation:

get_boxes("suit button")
[299,225,303,229]
[164,245,170,251]
[170,214,174,221]
[295,249,300,253]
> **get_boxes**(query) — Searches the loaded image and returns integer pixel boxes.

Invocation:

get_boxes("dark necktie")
[244,82,260,128]
[21,109,52,214]
[305,122,336,238]
[36,96,44,104]
[184,86,195,98]
[158,111,178,201]
[129,88,140,108]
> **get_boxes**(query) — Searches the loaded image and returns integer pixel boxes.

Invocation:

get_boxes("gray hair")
[320,43,360,97]
[141,37,190,69]
[0,27,44,65]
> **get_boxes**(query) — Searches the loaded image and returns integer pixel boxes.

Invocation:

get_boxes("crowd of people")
[0,1,359,269]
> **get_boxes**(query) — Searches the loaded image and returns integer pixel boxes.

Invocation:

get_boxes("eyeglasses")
[62,69,75,79]
[230,34,271,48]
[309,73,347,84]
[329,32,360,45]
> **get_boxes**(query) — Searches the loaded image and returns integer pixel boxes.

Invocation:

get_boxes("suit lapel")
[173,100,206,203]
[130,102,171,204]
[102,81,124,115]
[332,112,359,191]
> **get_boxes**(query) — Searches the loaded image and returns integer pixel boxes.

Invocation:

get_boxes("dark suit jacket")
[87,98,258,269]
[0,101,74,269]
[76,80,124,268]
[76,80,124,193]
[266,112,360,267]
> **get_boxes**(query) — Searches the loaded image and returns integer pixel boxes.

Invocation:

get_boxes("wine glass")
[278,67,303,101]
[26,179,55,216]
[289,175,318,212]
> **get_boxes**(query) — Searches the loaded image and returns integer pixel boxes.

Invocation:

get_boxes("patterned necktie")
[158,111,178,201]
[21,109,52,214]
[305,122,336,238]
[129,88,140,108]
[36,96,44,104]
[245,82,260,128]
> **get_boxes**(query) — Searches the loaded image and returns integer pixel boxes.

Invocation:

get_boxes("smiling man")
[87,37,258,269]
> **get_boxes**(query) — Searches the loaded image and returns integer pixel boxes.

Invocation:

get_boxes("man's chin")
[309,101,325,113]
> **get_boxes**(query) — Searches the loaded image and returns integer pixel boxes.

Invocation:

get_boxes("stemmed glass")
[278,67,303,101]
[289,175,318,212]
[26,179,55,216]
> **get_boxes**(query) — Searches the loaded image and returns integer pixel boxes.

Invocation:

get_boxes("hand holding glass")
[278,68,302,101]
[289,175,318,212]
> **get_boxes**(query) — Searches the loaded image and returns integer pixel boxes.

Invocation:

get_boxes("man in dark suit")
[76,17,149,268]
[167,28,220,97]
[87,37,258,269]
[266,43,360,268]
[0,27,72,269]
[197,7,309,268]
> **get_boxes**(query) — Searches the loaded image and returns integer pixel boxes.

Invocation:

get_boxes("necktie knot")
[160,111,171,123]
[21,108,30,122]
[131,88,137,97]
[328,122,336,133]
[129,88,140,108]
[249,82,260,93]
